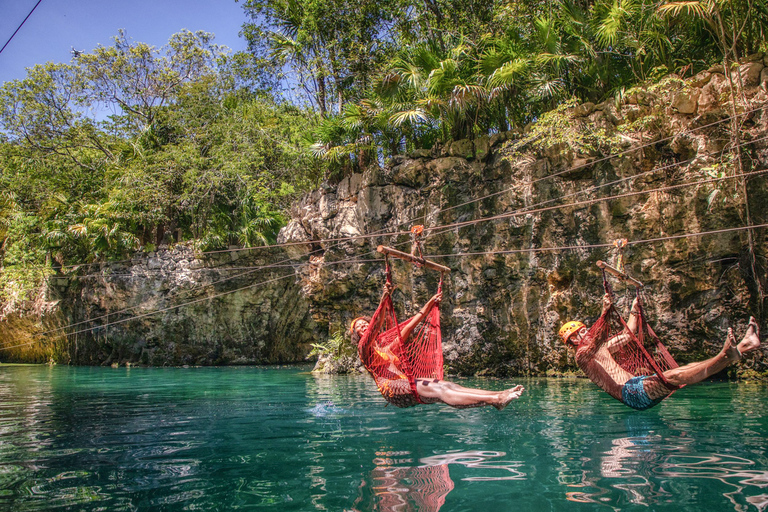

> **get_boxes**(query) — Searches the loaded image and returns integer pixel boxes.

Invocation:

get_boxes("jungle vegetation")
[1,0,766,309]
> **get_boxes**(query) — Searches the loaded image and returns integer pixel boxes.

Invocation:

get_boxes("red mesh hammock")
[358,260,444,406]
[577,272,680,403]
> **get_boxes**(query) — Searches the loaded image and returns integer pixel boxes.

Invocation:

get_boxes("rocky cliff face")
[284,59,768,376]
[35,245,318,366]
[3,59,767,374]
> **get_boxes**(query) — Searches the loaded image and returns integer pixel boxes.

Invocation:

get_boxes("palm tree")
[235,196,284,247]
[380,40,489,142]
[478,37,533,130]
[43,197,139,262]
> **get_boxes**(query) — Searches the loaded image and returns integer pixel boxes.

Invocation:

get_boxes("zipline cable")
[6,108,768,344]
[439,103,768,216]
[59,152,699,284]
[4,220,765,353]
[19,142,768,340]
[15,103,768,272]
[0,0,43,55]
[72,158,768,276]
[426,166,768,235]
[425,223,768,260]
[37,129,768,278]
[0,272,299,351]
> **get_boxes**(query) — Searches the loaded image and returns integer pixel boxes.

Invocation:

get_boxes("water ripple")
[0,367,766,511]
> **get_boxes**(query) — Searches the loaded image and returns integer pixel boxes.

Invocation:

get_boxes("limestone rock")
[671,88,700,114]
[26,56,768,376]
[741,61,764,86]
[447,138,474,159]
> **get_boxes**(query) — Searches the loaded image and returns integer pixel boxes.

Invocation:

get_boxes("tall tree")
[658,0,768,308]
[77,29,226,133]
[240,0,398,115]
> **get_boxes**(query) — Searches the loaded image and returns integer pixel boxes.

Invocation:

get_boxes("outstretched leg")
[660,318,762,388]
[416,379,524,410]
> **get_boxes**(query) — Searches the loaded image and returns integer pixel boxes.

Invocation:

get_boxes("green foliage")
[42,198,141,262]
[240,0,400,115]
[77,29,226,132]
[0,191,17,253]
[657,0,767,58]
[504,99,615,158]
[308,329,355,358]
[281,0,762,175]
[0,211,51,313]
[1,0,764,310]
[0,30,326,312]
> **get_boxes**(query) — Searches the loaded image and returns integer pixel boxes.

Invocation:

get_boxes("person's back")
[575,339,633,401]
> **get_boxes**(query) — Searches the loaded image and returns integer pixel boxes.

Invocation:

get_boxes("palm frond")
[530,75,567,100]
[595,0,638,47]
[309,141,329,158]
[450,84,487,110]
[657,1,710,19]
[67,224,88,237]
[416,97,447,111]
[487,59,529,89]
[389,108,428,127]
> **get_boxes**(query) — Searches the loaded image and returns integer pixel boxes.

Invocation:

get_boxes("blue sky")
[0,0,249,85]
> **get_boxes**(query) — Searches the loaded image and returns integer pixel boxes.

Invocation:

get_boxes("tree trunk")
[317,73,327,117]
[422,0,446,52]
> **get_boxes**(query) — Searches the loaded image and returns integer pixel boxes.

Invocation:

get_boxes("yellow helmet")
[559,321,585,343]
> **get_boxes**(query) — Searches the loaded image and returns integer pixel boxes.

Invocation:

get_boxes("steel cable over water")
[11,162,768,344]
[4,108,768,349]
[22,102,768,272]
[5,217,765,353]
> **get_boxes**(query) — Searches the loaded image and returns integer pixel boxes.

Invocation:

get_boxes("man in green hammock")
[560,293,762,410]
[352,283,524,410]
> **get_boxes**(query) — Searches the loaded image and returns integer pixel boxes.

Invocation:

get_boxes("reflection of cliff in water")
[563,414,768,511]
[0,367,55,493]
[352,450,525,511]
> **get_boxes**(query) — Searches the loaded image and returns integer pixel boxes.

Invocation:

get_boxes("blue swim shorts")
[621,376,664,411]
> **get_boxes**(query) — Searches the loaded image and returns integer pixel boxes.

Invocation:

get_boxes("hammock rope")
[603,268,679,389]
[578,254,682,407]
[358,243,446,407]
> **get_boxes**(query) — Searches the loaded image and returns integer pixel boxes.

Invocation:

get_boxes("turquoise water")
[1,365,767,511]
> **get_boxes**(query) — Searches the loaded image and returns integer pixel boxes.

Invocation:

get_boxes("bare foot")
[736,316,762,355]
[724,327,740,361]
[493,385,525,410]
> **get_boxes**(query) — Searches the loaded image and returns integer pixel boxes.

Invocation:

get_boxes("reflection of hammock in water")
[582,257,680,396]
[355,464,454,512]
[353,451,523,511]
[358,242,449,405]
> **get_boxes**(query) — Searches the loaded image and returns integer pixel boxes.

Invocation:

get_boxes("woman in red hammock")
[352,283,524,409]
[560,293,762,410]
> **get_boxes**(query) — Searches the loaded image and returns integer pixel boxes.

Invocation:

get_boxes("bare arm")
[625,297,639,333]
[574,295,637,398]
[606,297,640,353]
[367,283,394,336]
[399,291,442,344]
